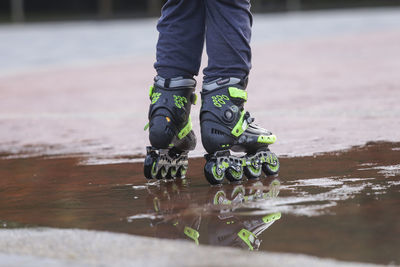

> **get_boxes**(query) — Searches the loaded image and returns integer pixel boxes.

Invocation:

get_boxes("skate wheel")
[179,166,188,179]
[244,163,262,179]
[158,167,168,179]
[225,166,244,183]
[144,154,157,180]
[169,166,178,179]
[231,185,245,199]
[204,161,225,185]
[262,153,280,175]
[213,190,227,205]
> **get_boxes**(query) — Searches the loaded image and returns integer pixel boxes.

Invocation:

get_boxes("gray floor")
[1,8,399,266]
[1,8,400,75]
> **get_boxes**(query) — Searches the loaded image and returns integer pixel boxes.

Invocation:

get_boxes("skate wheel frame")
[144,147,189,180]
[203,149,280,185]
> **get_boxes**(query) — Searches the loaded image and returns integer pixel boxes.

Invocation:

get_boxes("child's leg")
[200,1,279,184]
[155,0,206,78]
[203,0,253,83]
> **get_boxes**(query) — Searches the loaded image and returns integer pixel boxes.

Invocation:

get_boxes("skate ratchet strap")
[238,229,257,251]
[231,111,250,137]
[228,87,247,101]
[184,226,200,245]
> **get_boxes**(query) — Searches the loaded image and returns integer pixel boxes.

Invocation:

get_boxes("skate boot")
[144,76,197,180]
[200,77,279,185]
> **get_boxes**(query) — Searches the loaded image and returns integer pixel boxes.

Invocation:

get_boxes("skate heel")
[144,76,197,181]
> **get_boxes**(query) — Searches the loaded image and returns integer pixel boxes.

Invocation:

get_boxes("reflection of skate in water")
[134,178,281,250]
[208,179,281,250]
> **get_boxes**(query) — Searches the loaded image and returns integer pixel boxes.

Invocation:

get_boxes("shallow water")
[0,142,399,265]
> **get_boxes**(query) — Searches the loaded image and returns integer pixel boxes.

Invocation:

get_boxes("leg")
[200,1,279,185]
[203,0,253,82]
[154,0,206,78]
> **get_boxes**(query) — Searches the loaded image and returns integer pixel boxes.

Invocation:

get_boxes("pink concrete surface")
[1,29,400,160]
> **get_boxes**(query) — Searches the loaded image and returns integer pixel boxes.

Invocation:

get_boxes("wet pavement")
[1,8,400,266]
[1,8,400,159]
[1,141,399,265]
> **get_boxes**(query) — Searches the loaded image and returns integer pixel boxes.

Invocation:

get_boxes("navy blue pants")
[154,0,253,83]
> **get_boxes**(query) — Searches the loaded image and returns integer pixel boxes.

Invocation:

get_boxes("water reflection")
[128,178,281,250]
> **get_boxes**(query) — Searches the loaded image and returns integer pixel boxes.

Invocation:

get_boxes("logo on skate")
[174,95,187,109]
[151,92,162,104]
[212,95,230,107]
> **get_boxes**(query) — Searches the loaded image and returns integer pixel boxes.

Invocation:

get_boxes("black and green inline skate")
[200,77,279,185]
[144,76,197,180]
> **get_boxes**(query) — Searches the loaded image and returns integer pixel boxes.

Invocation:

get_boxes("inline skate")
[144,76,197,180]
[200,77,279,185]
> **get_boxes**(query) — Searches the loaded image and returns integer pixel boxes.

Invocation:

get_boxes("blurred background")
[0,1,399,161]
[1,0,400,23]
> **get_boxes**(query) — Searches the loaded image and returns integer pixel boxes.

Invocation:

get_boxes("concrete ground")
[1,8,400,267]
[0,229,385,267]
[0,8,399,160]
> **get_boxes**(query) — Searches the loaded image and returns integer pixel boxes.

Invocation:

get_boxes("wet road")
[0,142,399,265]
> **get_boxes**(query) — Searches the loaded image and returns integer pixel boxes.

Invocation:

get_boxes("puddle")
[0,141,399,265]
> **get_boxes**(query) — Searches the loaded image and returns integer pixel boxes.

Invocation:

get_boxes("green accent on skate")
[238,229,256,251]
[268,162,280,173]
[151,161,158,178]
[262,212,282,224]
[231,110,248,137]
[257,135,277,144]
[229,168,242,180]
[222,161,229,168]
[178,117,192,140]
[144,122,149,131]
[173,222,179,226]
[184,226,199,245]
[192,93,198,105]
[212,165,225,181]
[226,221,235,225]
[212,94,229,107]
[180,167,187,176]
[149,85,154,97]
[151,92,161,104]
[221,144,230,148]
[153,197,160,212]
[228,87,247,101]
[160,167,167,178]
[232,185,245,200]
[170,167,177,177]
[214,191,230,205]
[266,154,279,172]
[173,95,188,109]
[248,164,262,175]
